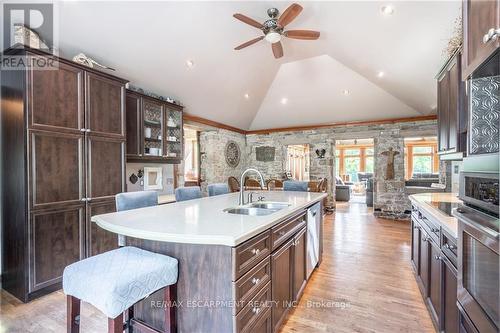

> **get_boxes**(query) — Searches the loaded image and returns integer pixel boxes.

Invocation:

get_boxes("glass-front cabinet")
[125,90,183,163]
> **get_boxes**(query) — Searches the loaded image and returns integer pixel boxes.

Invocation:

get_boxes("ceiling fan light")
[265,32,282,43]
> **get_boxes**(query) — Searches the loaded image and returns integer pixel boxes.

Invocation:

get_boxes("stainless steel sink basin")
[223,202,291,216]
[223,207,276,216]
[247,202,291,210]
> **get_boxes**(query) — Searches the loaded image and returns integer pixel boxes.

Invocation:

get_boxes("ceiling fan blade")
[233,13,263,29]
[234,36,265,50]
[272,42,283,59]
[284,30,320,40]
[278,3,303,27]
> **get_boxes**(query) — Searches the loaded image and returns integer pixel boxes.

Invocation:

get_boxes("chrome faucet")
[239,168,266,205]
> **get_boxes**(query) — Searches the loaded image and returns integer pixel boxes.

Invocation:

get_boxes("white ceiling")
[52,1,459,130]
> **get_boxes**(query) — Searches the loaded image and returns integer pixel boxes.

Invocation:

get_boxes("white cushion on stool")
[63,246,178,319]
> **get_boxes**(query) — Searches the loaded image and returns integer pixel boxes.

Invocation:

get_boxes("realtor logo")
[2,3,56,70]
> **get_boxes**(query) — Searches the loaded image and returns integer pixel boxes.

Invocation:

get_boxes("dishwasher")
[306,202,321,278]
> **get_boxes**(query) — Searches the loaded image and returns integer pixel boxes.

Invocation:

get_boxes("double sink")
[224,202,291,216]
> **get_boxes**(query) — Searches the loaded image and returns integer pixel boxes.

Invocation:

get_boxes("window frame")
[404,141,439,179]
[336,144,374,181]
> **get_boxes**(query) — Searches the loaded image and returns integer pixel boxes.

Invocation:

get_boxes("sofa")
[335,176,352,201]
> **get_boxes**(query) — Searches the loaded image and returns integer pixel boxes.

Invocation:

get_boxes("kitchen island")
[92,191,326,333]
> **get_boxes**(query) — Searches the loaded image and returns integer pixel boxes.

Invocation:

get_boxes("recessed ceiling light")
[281,97,288,104]
[244,93,250,99]
[380,5,394,16]
[185,59,195,68]
[342,89,350,96]
[377,71,385,78]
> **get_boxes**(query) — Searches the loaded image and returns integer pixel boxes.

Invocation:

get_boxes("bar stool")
[63,246,178,333]
[283,180,309,192]
[174,186,202,202]
[207,183,229,196]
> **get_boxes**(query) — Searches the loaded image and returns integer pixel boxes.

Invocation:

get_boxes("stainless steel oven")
[454,168,499,333]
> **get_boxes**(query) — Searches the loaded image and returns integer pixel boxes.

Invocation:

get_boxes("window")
[335,142,374,182]
[404,138,438,179]
[183,127,199,182]
[287,145,310,181]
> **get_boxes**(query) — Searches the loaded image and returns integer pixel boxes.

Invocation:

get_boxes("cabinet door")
[462,0,500,79]
[448,59,460,151]
[292,228,307,301]
[29,205,84,292]
[271,238,294,332]
[28,57,84,133]
[248,308,272,333]
[87,135,125,200]
[437,73,450,152]
[428,241,442,327]
[419,230,430,294]
[85,73,125,138]
[142,98,164,158]
[29,130,85,209]
[87,199,119,257]
[164,106,183,161]
[411,219,420,274]
[125,93,142,158]
[442,255,459,333]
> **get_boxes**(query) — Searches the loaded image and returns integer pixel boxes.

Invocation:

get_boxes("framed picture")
[143,167,163,190]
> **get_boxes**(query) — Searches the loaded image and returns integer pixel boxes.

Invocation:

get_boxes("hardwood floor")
[0,201,434,333]
[281,202,434,333]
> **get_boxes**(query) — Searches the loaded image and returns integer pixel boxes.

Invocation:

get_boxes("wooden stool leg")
[164,284,177,333]
[108,313,124,333]
[67,295,81,333]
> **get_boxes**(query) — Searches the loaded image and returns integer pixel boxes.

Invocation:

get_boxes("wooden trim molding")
[183,113,246,134]
[246,115,437,135]
[183,114,437,136]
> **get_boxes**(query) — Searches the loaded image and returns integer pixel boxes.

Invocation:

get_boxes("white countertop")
[93,191,326,246]
[409,192,462,238]
[158,194,175,205]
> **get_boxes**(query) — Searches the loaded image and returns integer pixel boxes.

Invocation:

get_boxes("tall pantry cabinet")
[1,47,127,302]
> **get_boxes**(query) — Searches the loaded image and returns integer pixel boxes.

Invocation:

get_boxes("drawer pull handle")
[431,228,440,233]
[413,225,420,230]
[251,248,260,255]
[278,231,286,236]
[251,277,260,285]
[252,307,261,315]
[435,255,443,261]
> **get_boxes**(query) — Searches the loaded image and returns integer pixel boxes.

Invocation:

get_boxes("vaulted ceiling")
[53,1,459,130]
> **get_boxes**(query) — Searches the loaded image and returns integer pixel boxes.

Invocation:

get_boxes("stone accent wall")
[245,119,438,218]
[199,128,246,194]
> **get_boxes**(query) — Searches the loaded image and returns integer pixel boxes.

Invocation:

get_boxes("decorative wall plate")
[225,141,241,168]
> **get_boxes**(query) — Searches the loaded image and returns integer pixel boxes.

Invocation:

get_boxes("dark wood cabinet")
[29,205,85,293]
[86,199,119,257]
[411,206,460,333]
[292,227,307,301]
[125,93,142,158]
[125,90,183,164]
[27,59,84,133]
[1,47,127,302]
[271,237,294,332]
[85,73,125,138]
[428,241,442,325]
[462,0,500,79]
[441,255,459,333]
[437,51,467,155]
[29,130,85,209]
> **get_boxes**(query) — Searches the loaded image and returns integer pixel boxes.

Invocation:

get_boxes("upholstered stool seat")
[63,246,178,332]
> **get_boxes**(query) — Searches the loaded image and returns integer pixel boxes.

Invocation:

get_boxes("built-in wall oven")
[454,168,499,333]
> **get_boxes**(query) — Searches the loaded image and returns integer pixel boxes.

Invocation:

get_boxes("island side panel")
[126,237,234,333]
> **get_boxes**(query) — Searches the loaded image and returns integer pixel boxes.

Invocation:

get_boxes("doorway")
[334,139,374,205]
[183,126,200,186]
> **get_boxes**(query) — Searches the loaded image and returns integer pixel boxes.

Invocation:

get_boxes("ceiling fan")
[233,3,320,59]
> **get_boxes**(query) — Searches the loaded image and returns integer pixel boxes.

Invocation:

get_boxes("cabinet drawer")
[419,214,440,245]
[441,230,458,267]
[271,211,306,250]
[233,231,271,280]
[234,281,271,333]
[233,256,271,315]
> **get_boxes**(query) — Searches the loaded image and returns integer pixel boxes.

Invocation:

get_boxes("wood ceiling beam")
[183,114,437,135]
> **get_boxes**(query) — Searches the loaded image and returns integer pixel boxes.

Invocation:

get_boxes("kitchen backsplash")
[469,75,499,155]
[126,163,175,195]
